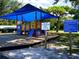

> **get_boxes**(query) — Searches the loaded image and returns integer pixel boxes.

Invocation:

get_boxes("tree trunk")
[56,17,60,32]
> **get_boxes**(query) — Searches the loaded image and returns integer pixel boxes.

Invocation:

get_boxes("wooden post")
[44,31,48,49]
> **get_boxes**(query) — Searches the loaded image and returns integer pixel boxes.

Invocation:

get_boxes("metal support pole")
[35,11,38,29]
[24,19,26,35]
[40,12,42,29]
[21,15,25,34]
[69,32,72,56]
[29,22,31,30]
[16,15,20,34]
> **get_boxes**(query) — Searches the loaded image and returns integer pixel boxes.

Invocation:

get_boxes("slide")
[28,29,34,37]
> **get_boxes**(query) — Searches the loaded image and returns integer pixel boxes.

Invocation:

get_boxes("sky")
[17,0,72,8]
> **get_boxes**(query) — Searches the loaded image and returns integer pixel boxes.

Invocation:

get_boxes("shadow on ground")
[0,33,26,47]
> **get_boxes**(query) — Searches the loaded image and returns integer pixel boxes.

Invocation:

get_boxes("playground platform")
[0,34,59,51]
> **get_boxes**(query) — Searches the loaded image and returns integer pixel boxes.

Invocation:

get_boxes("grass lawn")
[47,30,79,53]
[47,30,79,34]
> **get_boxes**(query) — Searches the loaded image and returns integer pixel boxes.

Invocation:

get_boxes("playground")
[0,4,59,49]
[0,4,79,59]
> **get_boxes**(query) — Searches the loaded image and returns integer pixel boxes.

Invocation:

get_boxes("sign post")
[41,22,50,49]
[69,32,72,56]
[64,20,78,56]
[45,30,47,48]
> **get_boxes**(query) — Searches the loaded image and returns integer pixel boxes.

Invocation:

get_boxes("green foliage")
[69,0,79,7]
[45,6,72,31]
[0,0,21,25]
[0,0,21,15]
[69,8,79,20]
[48,6,66,16]
[9,0,21,11]
[63,6,71,12]
[43,9,50,13]
[0,20,16,25]
[69,9,77,15]
[47,6,72,17]
[39,7,49,13]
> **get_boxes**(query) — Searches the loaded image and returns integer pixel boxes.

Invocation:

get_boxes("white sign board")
[41,22,50,30]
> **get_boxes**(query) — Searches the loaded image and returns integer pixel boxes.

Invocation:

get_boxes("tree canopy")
[48,6,69,16]
[54,0,79,6]
[0,0,21,16]
[0,0,21,25]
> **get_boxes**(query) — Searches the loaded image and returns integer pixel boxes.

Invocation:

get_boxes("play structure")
[0,4,58,37]
[16,20,43,36]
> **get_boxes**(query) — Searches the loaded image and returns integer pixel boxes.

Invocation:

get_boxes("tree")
[47,6,72,32]
[70,0,79,6]
[63,6,71,12]
[69,9,77,15]
[69,9,79,19]
[52,0,79,7]
[48,6,66,16]
[0,0,21,15]
[47,6,66,32]
[0,0,21,25]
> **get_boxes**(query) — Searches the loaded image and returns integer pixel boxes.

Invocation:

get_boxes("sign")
[64,20,78,32]
[41,22,50,30]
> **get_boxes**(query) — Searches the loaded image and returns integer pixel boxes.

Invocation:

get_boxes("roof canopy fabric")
[0,4,59,22]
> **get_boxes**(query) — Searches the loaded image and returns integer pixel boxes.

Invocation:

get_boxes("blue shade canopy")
[0,4,59,22]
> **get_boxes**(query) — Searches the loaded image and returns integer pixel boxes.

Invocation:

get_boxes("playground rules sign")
[64,20,78,32]
[41,22,50,30]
